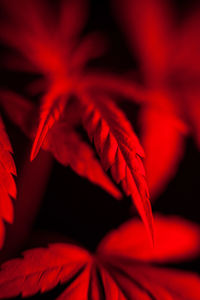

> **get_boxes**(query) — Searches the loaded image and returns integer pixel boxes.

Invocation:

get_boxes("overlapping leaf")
[114,0,200,198]
[0,116,16,248]
[0,91,121,199]
[0,0,85,160]
[0,215,200,299]
[0,0,154,235]
[81,93,153,240]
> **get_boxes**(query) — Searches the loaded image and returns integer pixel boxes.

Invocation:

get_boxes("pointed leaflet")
[0,0,76,161]
[0,116,16,248]
[30,86,69,161]
[56,267,91,300]
[0,244,90,298]
[0,91,121,199]
[81,93,153,241]
[104,261,200,300]
[97,217,200,300]
[1,216,200,299]
[99,266,127,300]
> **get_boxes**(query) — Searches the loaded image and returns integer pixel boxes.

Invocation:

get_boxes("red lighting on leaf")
[0,1,199,298]
[114,0,200,198]
[81,93,153,241]
[0,116,16,248]
[0,90,121,200]
[0,215,200,299]
[0,0,154,237]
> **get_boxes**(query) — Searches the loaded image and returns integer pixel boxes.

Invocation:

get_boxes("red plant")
[0,215,200,299]
[0,0,154,240]
[114,0,200,198]
[0,0,199,299]
[0,117,16,247]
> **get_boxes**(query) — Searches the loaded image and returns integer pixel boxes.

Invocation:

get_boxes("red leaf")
[30,86,69,161]
[140,105,187,198]
[0,0,64,75]
[58,0,88,42]
[0,91,121,199]
[113,0,200,200]
[99,267,126,299]
[1,216,200,299]
[105,262,200,300]
[80,72,147,103]
[185,91,200,149]
[44,127,122,199]
[0,90,35,136]
[97,214,200,263]
[81,93,154,241]
[0,244,90,298]
[172,9,200,76]
[114,0,172,83]
[0,116,16,248]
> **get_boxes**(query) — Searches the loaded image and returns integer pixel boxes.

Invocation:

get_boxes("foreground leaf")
[0,244,90,298]
[0,215,200,299]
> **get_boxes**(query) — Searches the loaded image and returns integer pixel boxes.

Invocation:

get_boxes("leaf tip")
[30,143,39,161]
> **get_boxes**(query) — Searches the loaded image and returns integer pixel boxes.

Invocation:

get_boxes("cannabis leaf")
[0,90,121,200]
[0,116,16,248]
[114,0,200,198]
[81,93,153,240]
[0,0,153,238]
[0,89,153,240]
[0,215,200,299]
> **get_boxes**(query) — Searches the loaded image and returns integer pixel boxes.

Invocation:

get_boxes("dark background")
[0,0,200,299]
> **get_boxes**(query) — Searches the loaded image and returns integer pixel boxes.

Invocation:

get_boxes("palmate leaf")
[81,93,153,241]
[0,215,200,299]
[113,0,200,199]
[0,116,16,248]
[0,0,154,236]
[0,244,90,298]
[0,0,87,162]
[0,91,121,199]
[0,0,153,236]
